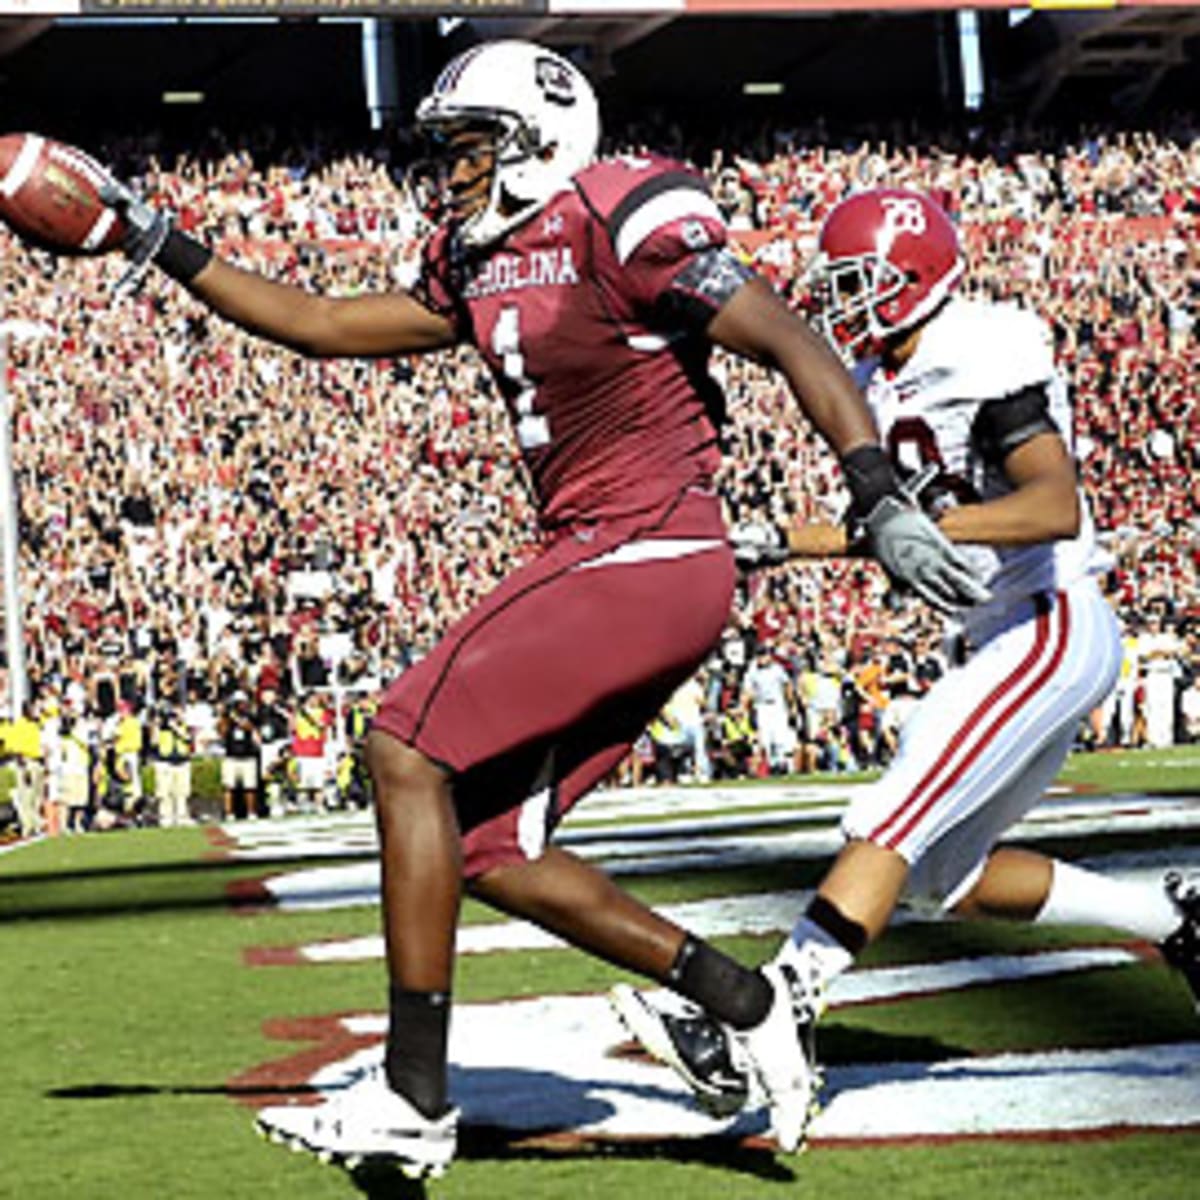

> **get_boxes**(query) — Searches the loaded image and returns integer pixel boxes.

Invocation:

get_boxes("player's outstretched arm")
[707,276,878,459]
[186,257,455,359]
[102,176,456,359]
[709,279,989,613]
[728,519,850,571]
[785,523,851,559]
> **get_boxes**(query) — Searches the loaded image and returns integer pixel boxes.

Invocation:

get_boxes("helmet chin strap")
[459,139,562,247]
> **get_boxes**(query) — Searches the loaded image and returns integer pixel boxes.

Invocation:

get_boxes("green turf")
[1,748,1197,1198]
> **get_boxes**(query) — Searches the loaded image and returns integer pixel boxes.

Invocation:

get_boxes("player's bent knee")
[364,731,445,800]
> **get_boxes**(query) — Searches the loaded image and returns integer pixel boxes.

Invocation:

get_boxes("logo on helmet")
[535,56,578,107]
[880,196,927,238]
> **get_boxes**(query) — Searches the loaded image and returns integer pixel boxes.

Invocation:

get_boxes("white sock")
[1035,860,1179,942]
[773,915,855,991]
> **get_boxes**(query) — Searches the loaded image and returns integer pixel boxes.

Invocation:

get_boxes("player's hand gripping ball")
[0,133,126,255]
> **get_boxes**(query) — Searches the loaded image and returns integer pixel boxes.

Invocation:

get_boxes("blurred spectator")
[39,696,64,837]
[880,635,919,747]
[1137,610,1184,747]
[256,686,291,815]
[59,711,93,834]
[742,643,799,775]
[219,690,261,819]
[1181,663,1200,743]
[113,701,145,815]
[710,695,756,780]
[663,674,713,784]
[5,701,45,838]
[153,703,194,827]
[291,691,332,810]
[336,691,377,809]
[647,706,689,786]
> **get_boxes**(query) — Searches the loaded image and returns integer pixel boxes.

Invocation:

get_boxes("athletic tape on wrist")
[840,444,897,519]
[154,228,213,284]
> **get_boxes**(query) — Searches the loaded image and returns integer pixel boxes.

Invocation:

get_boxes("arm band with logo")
[154,228,214,285]
[658,247,755,329]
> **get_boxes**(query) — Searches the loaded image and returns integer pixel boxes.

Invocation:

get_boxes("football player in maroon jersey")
[94,41,986,1175]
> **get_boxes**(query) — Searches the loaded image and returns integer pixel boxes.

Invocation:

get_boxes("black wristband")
[840,444,898,518]
[154,228,213,284]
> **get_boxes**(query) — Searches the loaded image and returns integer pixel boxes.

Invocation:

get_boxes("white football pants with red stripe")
[843,577,1122,911]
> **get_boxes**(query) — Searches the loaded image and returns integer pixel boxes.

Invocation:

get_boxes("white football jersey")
[858,297,1108,622]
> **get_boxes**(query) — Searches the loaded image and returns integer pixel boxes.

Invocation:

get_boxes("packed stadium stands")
[0,110,1197,831]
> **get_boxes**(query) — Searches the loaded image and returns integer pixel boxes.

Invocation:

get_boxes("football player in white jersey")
[612,187,1199,1142]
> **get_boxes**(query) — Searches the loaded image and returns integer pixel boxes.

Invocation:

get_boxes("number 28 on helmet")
[809,188,964,361]
[410,40,600,248]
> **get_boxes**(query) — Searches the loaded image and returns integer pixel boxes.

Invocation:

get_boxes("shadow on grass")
[47,1081,323,1100]
[346,1163,430,1199]
[47,1079,798,1188]
[340,1129,796,1197]
[0,851,813,924]
[0,851,382,923]
[0,849,376,889]
[818,1025,967,1064]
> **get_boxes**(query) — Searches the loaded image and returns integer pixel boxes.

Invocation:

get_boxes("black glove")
[98,177,171,295]
[729,520,790,572]
[99,177,211,296]
[842,445,990,614]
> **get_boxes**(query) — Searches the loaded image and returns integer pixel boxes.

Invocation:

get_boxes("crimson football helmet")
[412,40,599,247]
[809,188,964,360]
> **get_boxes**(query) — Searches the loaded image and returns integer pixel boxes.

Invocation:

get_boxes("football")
[0,132,126,255]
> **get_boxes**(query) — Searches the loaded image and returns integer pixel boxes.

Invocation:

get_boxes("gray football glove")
[863,496,991,614]
[98,177,172,296]
[729,520,790,572]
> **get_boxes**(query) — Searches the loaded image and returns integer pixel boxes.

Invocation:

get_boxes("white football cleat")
[256,1067,458,1179]
[732,962,823,1153]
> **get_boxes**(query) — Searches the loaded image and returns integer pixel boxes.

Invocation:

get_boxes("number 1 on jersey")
[492,305,550,451]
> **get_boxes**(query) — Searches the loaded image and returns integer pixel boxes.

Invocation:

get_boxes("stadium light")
[743,82,784,96]
[957,11,984,111]
[162,91,205,105]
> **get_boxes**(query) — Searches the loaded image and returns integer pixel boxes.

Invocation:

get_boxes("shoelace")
[777,964,825,1090]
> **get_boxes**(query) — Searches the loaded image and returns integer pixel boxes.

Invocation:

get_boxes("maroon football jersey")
[415,154,731,531]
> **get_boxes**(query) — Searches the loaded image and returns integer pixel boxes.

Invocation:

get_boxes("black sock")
[667,935,772,1030]
[385,986,451,1119]
[806,894,869,956]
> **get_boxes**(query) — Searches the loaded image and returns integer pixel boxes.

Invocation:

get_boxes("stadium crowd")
[0,114,1197,836]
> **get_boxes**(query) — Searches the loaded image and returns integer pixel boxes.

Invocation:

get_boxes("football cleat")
[1159,871,1200,1012]
[732,962,823,1153]
[255,1067,458,1179]
[611,963,824,1152]
[609,984,749,1117]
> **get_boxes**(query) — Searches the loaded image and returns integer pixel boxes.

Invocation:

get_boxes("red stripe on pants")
[871,593,1069,850]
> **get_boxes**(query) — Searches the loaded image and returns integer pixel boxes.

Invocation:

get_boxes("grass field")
[1,747,1198,1199]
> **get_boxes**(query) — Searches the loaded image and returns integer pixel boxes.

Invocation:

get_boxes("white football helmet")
[414,40,600,247]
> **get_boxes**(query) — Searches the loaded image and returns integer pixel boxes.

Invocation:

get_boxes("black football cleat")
[1159,871,1200,1011]
[610,984,750,1117]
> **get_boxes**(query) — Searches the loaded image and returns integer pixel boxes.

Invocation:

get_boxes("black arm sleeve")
[971,385,1060,466]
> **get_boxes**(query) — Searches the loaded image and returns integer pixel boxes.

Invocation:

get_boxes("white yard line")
[250,799,1200,916]
[275,995,1200,1142]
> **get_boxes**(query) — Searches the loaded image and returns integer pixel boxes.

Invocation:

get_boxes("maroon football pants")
[372,487,734,877]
